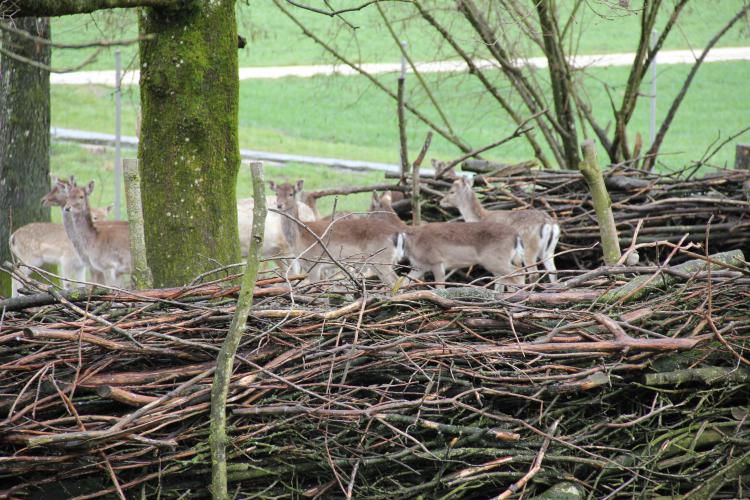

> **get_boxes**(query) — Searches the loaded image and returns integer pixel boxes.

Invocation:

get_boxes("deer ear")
[464,176,474,188]
[85,180,95,195]
[105,205,113,214]
[295,179,304,192]
[268,181,277,191]
[68,175,77,187]
[372,191,379,201]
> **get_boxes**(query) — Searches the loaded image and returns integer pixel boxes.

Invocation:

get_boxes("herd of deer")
[8,175,560,296]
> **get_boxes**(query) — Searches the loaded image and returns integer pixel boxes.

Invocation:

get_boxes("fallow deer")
[440,176,560,282]
[237,180,316,270]
[9,205,111,296]
[57,180,132,287]
[369,191,407,229]
[399,222,525,292]
[272,182,402,287]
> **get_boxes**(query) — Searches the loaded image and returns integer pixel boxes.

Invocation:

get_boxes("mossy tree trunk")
[138,1,241,287]
[0,18,51,297]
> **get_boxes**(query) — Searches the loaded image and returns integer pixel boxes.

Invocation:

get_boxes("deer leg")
[542,224,560,282]
[431,263,446,289]
[372,264,399,289]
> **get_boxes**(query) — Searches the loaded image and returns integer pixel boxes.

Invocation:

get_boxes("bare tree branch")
[0,21,152,49]
[273,0,474,154]
[3,0,187,18]
[285,0,407,17]
[644,3,750,170]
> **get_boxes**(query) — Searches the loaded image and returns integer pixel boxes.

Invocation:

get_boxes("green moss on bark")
[138,1,240,287]
[0,18,51,297]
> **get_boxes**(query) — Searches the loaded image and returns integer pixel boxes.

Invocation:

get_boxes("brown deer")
[399,221,525,292]
[9,203,110,296]
[369,191,407,229]
[271,181,402,287]
[440,176,560,282]
[55,179,132,287]
[237,179,316,269]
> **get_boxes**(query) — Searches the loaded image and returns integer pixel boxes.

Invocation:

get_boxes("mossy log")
[578,140,621,265]
[645,366,750,386]
[600,249,746,303]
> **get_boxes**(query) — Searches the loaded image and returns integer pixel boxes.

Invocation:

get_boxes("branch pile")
[405,164,750,270]
[2,254,750,498]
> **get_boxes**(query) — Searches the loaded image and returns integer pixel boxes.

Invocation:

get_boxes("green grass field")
[52,60,750,170]
[47,2,750,216]
[51,2,750,71]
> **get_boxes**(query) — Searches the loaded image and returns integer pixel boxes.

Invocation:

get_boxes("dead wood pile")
[2,248,750,498]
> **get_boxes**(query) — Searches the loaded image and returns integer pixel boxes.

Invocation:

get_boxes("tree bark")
[138,1,241,287]
[5,0,184,18]
[535,0,580,168]
[0,17,50,297]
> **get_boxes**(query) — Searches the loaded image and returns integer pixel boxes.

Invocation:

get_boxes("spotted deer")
[440,176,560,282]
[272,181,402,287]
[398,221,525,292]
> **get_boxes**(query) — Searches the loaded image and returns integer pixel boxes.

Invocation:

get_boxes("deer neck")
[63,205,98,264]
[280,205,301,251]
[457,192,487,222]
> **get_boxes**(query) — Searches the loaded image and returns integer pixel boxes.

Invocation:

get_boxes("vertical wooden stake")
[209,161,266,500]
[122,159,152,289]
[578,140,621,265]
[412,160,421,226]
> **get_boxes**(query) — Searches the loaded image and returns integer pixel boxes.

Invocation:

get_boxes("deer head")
[63,181,95,216]
[439,176,474,209]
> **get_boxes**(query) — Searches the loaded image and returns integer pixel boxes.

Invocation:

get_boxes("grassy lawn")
[49,141,386,224]
[51,2,750,71]
[52,59,750,170]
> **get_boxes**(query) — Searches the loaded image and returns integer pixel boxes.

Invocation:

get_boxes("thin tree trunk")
[578,140,620,266]
[535,0,580,167]
[643,4,750,171]
[0,17,51,296]
[123,158,153,289]
[209,162,266,500]
[138,1,241,287]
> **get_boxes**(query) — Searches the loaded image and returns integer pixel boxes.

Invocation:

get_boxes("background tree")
[0,17,51,297]
[1,0,241,289]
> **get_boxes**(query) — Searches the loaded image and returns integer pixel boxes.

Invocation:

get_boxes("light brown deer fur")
[58,180,131,287]
[237,180,316,269]
[440,176,560,282]
[272,182,402,287]
[369,191,407,229]
[8,206,111,296]
[399,222,525,292]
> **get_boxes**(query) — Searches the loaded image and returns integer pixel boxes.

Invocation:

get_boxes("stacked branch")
[1,253,749,498]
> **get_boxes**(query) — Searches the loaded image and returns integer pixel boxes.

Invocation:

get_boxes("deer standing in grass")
[9,197,110,296]
[237,179,316,270]
[272,181,402,287]
[53,179,132,287]
[440,176,560,282]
